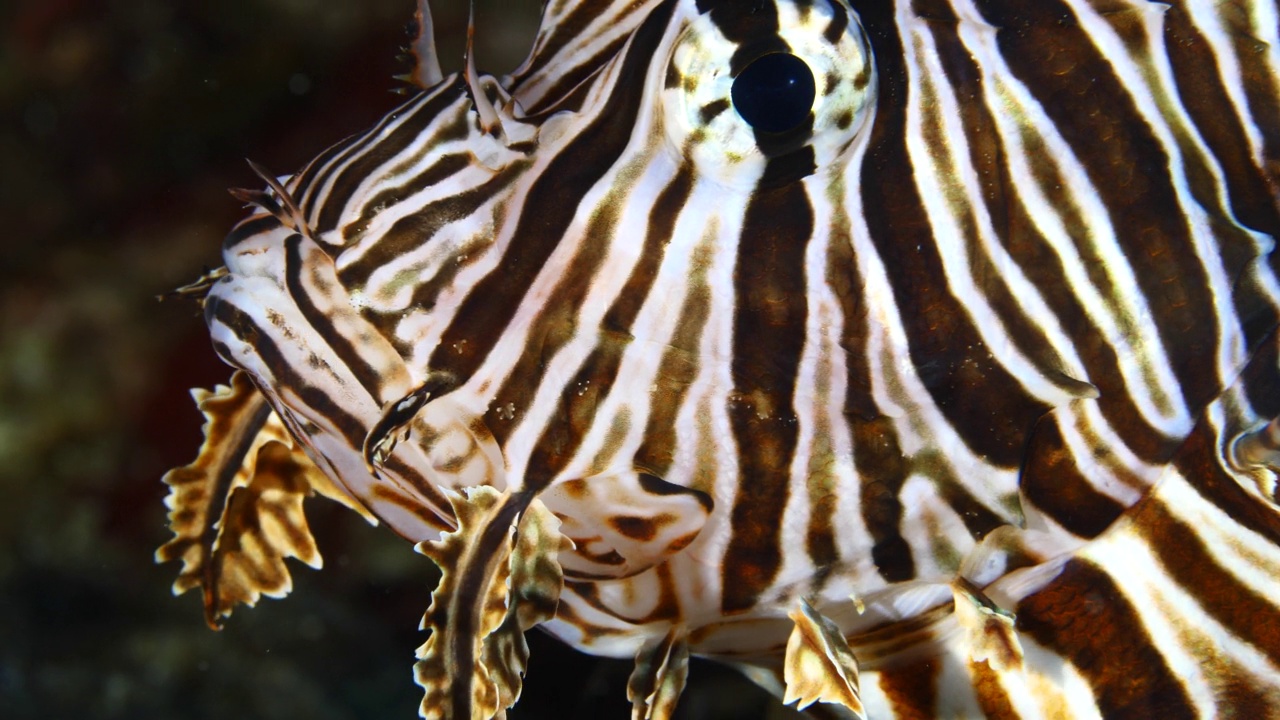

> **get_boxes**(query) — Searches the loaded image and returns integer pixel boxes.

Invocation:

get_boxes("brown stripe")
[514,1,604,80]
[313,79,469,235]
[222,214,281,252]
[633,560,682,623]
[878,656,939,719]
[1174,411,1280,549]
[1233,257,1280,360]
[918,9,1096,399]
[1242,330,1280,421]
[824,174,879,419]
[932,465,1009,540]
[487,162,689,453]
[367,481,450,533]
[198,390,275,623]
[1216,664,1280,718]
[511,1,646,114]
[824,11,911,583]
[856,1,1049,469]
[909,0,957,21]
[1138,496,1280,668]
[978,0,1222,421]
[337,157,524,293]
[1001,136,1177,464]
[805,336,840,580]
[522,341,628,486]
[1221,3,1280,174]
[721,178,812,613]
[1016,559,1197,719]
[809,182,860,582]
[805,420,840,581]
[603,165,695,343]
[854,415,916,583]
[293,85,453,207]
[822,0,849,44]
[339,151,471,243]
[283,235,386,402]
[978,96,1177,462]
[520,36,635,118]
[922,0,1181,463]
[824,172,911,617]
[1164,9,1280,354]
[1109,7,1280,410]
[380,454,451,523]
[427,0,678,385]
[1020,415,1127,538]
[443,490,531,716]
[1152,10,1280,236]
[636,183,711,477]
[206,297,367,449]
[515,165,694,483]
[293,133,362,207]
[488,244,609,453]
[922,0,1174,459]
[695,0,787,76]
[758,145,816,186]
[969,659,1020,720]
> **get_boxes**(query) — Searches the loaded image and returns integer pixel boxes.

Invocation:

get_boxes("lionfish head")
[160,0,1280,718]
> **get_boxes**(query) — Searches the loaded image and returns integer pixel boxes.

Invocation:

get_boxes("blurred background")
[0,1,800,718]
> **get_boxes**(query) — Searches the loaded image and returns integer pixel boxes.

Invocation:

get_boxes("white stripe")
[901,12,1091,407]
[952,1,1190,435]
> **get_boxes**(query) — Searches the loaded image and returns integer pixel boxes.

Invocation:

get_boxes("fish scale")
[157,0,1280,717]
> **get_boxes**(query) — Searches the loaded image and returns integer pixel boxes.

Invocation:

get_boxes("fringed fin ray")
[414,487,568,720]
[628,627,689,720]
[783,599,867,718]
[155,371,375,628]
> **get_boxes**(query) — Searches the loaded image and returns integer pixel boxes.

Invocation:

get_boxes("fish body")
[160,1,1280,717]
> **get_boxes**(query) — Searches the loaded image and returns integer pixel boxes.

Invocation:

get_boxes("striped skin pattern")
[169,0,1280,716]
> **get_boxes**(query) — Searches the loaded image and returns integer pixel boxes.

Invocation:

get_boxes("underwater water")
[0,1,797,718]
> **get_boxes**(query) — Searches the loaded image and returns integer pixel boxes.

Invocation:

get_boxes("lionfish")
[158,0,1280,717]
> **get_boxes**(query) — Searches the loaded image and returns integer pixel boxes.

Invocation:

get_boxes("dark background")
[0,1,801,718]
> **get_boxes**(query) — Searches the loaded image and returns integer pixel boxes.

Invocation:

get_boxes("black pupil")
[730,53,816,134]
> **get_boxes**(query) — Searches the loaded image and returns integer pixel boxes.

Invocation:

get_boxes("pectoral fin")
[628,628,690,720]
[783,598,866,718]
[156,371,374,628]
[414,487,569,720]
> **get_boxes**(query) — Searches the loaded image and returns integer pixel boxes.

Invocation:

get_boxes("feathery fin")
[782,598,866,717]
[783,594,865,712]
[414,487,568,719]
[155,371,375,629]
[628,628,690,720]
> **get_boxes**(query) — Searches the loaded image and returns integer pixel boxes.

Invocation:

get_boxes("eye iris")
[730,53,816,134]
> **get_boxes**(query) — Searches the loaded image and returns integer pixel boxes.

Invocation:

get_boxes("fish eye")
[662,0,876,189]
[731,53,816,134]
